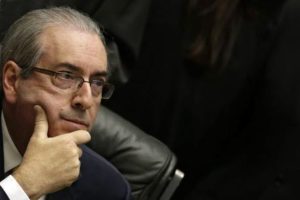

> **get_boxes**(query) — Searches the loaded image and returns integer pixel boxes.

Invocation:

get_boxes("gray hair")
[0,6,106,78]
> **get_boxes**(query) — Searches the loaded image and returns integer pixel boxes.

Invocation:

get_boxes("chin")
[47,126,70,137]
[49,125,88,137]
[48,131,64,137]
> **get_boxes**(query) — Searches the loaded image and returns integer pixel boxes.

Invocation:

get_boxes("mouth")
[62,117,89,130]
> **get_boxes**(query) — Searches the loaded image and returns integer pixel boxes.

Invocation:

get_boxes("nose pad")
[77,80,85,89]
[77,80,91,89]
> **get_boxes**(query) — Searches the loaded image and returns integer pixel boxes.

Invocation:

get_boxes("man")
[0,7,131,200]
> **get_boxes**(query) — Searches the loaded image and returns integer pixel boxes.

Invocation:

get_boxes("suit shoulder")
[74,145,131,200]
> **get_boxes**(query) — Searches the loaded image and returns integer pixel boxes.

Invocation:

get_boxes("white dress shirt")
[0,112,45,200]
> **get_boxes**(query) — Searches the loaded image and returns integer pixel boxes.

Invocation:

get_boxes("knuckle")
[76,159,81,167]
[69,157,80,169]
[78,148,83,157]
[75,167,80,177]
[71,166,80,180]
[72,158,80,167]
[65,180,73,187]
[70,147,77,155]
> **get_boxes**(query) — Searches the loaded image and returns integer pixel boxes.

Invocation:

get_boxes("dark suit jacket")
[0,122,131,200]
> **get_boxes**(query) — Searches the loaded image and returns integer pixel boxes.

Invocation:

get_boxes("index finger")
[69,130,91,145]
[32,105,48,139]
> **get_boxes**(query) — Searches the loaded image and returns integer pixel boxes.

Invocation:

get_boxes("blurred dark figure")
[104,0,300,199]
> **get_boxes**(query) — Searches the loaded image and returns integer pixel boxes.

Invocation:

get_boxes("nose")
[71,82,95,110]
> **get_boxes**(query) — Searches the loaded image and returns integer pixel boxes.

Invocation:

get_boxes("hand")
[12,105,91,200]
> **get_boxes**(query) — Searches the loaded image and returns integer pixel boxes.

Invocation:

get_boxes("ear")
[2,61,21,103]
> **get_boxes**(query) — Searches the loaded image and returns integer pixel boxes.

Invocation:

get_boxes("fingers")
[69,130,91,145]
[32,105,48,139]
[78,147,83,158]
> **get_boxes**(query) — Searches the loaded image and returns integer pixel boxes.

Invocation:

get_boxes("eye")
[57,71,75,80]
[91,79,104,86]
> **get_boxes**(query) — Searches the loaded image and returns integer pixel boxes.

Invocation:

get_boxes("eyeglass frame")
[26,66,114,99]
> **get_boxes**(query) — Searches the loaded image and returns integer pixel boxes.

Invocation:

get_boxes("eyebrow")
[53,62,108,77]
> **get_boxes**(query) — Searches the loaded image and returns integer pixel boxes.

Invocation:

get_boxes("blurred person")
[103,0,300,199]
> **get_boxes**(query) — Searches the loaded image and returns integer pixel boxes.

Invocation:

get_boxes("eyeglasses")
[31,67,114,99]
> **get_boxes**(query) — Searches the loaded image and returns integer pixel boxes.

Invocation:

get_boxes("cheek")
[16,80,52,106]
[47,116,62,137]
[42,101,71,137]
[17,92,69,137]
[89,99,100,119]
[89,107,98,128]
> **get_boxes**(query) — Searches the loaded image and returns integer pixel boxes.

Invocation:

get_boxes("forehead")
[38,26,107,74]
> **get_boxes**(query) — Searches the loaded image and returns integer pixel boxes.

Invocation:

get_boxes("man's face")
[8,26,107,138]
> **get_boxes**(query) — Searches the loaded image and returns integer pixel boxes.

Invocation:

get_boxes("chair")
[88,106,184,200]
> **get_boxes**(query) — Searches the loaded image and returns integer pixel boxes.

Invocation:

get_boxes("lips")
[62,117,90,130]
[59,110,92,132]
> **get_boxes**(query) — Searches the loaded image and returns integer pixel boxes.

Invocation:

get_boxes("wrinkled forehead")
[38,26,108,75]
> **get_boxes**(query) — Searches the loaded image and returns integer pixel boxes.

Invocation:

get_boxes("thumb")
[32,105,48,139]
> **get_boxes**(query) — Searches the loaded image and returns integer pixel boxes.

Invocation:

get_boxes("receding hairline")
[36,25,108,72]
[38,24,106,52]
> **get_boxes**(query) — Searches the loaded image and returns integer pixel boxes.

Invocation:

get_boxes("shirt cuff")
[0,175,30,200]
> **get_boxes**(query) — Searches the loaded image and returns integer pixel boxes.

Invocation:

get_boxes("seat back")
[88,106,184,200]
